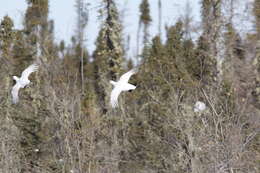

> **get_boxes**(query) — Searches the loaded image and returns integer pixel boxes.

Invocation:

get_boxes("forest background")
[0,0,259,173]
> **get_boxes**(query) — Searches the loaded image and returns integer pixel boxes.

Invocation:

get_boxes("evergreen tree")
[12,31,35,71]
[0,15,15,59]
[200,0,222,83]
[24,0,56,62]
[136,0,152,59]
[25,0,49,32]
[93,0,124,112]
[182,1,193,40]
[0,15,15,116]
[195,35,217,85]
[125,22,194,172]
[139,0,152,45]
[0,17,22,170]
[182,39,197,80]
[141,35,165,91]
[222,24,245,82]
[165,21,183,60]
[221,24,247,112]
[92,2,127,172]
[0,15,13,51]
[164,21,187,85]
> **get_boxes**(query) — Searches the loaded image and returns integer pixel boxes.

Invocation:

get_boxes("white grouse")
[11,64,39,104]
[194,101,206,112]
[110,68,138,108]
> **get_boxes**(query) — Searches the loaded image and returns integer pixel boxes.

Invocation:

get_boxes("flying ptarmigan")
[11,64,39,104]
[110,68,138,108]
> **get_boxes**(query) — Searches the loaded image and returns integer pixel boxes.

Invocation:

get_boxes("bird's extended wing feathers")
[21,64,38,80]
[110,87,122,108]
[11,83,20,104]
[119,68,138,83]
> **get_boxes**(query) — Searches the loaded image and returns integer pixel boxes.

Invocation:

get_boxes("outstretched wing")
[119,68,138,83]
[21,64,39,80]
[110,87,122,108]
[11,83,21,104]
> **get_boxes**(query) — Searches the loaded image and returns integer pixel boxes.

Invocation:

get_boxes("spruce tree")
[0,15,15,59]
[24,0,56,62]
[222,24,245,82]
[0,15,15,111]
[200,0,222,84]
[136,0,152,59]
[139,0,152,45]
[93,0,124,112]
[0,16,22,171]
[92,2,127,172]
[221,24,247,112]
[0,15,15,116]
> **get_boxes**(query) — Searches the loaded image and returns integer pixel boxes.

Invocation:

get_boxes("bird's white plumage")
[20,64,38,81]
[194,101,206,112]
[119,68,138,83]
[110,68,138,108]
[110,87,121,108]
[11,64,39,104]
[11,83,20,104]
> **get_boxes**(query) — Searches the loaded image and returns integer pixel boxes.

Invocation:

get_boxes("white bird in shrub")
[110,68,138,108]
[11,64,39,104]
[194,101,206,112]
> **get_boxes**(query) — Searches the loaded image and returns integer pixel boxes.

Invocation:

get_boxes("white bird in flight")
[110,68,138,108]
[11,64,39,104]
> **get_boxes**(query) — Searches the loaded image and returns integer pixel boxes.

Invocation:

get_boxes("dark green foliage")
[139,0,152,47]
[0,16,15,58]
[195,35,217,85]
[92,0,124,113]
[200,0,221,85]
[12,31,35,70]
[225,24,245,59]
[165,21,183,55]
[183,39,198,79]
[94,1,123,80]
[140,0,152,26]
[25,0,49,33]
